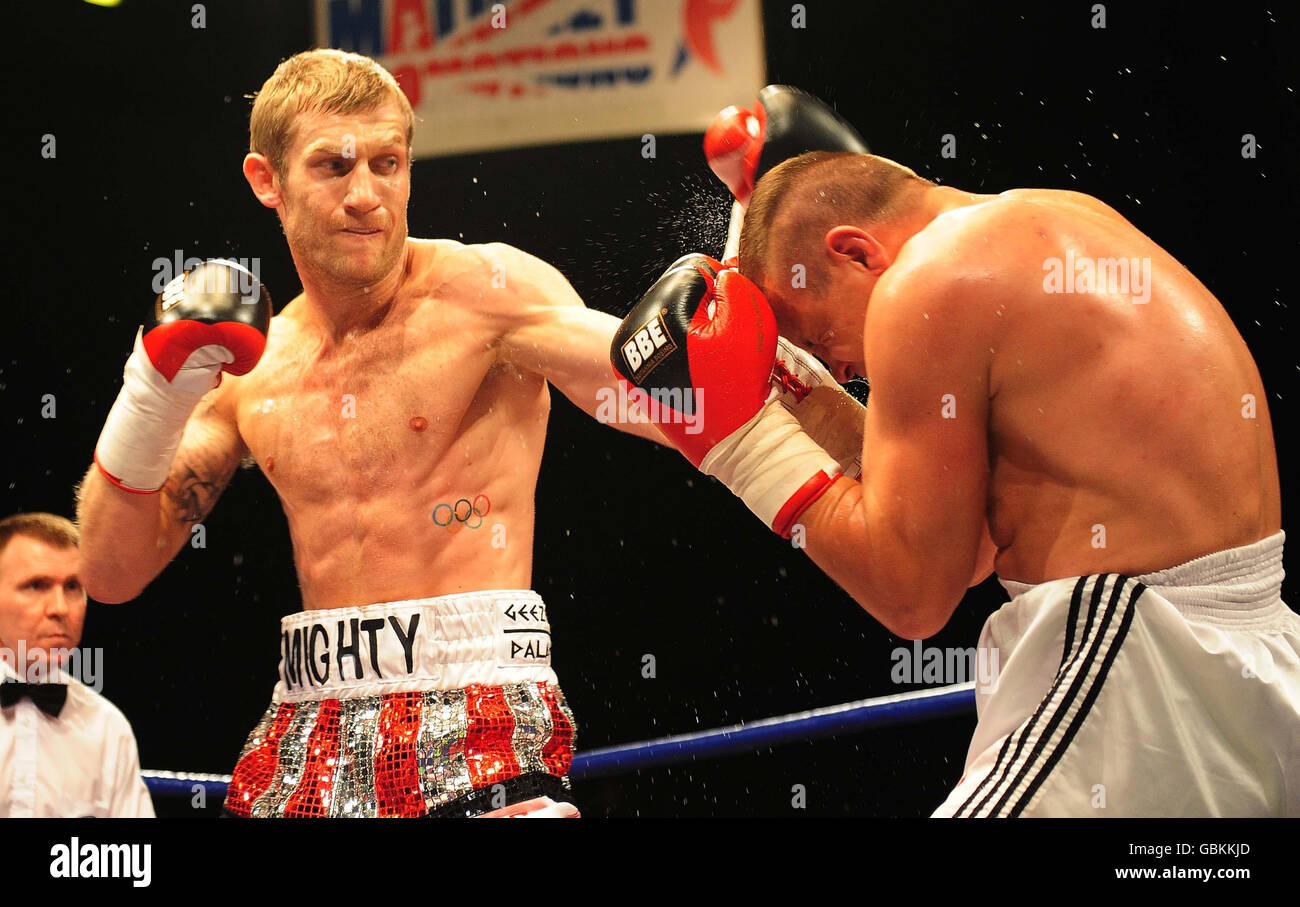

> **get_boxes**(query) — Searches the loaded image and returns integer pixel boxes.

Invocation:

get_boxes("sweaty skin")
[766,188,1280,638]
[77,102,657,610]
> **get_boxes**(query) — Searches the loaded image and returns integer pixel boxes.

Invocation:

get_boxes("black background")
[1,0,1295,817]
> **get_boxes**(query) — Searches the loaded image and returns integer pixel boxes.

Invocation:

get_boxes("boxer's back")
[900,190,1280,583]
[227,238,550,609]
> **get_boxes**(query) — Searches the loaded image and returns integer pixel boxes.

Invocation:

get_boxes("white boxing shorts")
[933,532,1300,817]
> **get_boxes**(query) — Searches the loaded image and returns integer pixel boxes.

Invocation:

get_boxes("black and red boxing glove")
[95,259,272,493]
[705,84,870,208]
[611,255,842,536]
[144,259,269,380]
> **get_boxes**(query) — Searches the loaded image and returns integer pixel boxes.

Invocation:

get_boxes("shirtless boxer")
[75,49,662,818]
[614,92,1299,815]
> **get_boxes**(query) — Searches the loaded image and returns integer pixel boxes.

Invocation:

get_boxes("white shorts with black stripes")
[933,532,1300,817]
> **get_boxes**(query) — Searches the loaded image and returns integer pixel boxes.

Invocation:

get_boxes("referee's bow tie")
[0,678,68,717]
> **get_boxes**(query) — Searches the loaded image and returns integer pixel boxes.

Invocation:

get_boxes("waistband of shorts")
[273,589,557,702]
[1000,531,1286,617]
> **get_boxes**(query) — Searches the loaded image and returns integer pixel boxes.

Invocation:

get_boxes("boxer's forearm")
[76,465,170,603]
[797,478,965,640]
[79,391,244,602]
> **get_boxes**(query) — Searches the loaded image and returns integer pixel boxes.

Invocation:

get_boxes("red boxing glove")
[704,84,870,207]
[611,256,842,536]
[145,259,270,380]
[611,253,770,466]
[95,259,271,493]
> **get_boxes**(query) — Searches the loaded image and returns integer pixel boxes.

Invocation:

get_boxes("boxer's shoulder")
[920,193,1051,246]
[426,240,579,316]
[877,213,1003,313]
[883,196,1072,308]
[867,216,1012,364]
[435,240,563,281]
[926,190,1131,250]
[999,187,1128,223]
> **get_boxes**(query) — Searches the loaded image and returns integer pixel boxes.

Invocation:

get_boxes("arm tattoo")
[162,396,243,526]
[165,467,230,524]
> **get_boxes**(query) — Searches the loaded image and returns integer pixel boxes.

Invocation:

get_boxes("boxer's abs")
[231,308,550,611]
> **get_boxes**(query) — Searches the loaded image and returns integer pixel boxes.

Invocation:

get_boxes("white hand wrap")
[773,337,865,479]
[699,393,841,535]
[94,331,232,493]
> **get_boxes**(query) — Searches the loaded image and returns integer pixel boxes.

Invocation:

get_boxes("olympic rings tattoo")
[432,494,491,529]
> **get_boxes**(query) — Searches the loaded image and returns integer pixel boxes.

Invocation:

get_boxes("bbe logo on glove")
[612,255,842,537]
[619,312,678,380]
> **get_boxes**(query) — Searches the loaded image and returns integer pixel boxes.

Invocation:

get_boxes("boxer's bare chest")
[231,291,509,504]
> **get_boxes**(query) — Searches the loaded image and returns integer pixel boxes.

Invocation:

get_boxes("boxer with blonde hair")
[78,49,663,818]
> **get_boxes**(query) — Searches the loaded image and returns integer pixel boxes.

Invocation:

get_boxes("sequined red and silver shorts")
[222,590,576,818]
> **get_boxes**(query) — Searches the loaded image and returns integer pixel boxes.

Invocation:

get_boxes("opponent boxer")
[616,93,1298,815]
[76,49,663,818]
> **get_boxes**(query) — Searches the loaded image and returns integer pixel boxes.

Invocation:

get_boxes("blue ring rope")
[572,682,975,779]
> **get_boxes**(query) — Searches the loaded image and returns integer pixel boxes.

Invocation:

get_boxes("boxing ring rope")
[572,681,975,779]
[143,682,975,799]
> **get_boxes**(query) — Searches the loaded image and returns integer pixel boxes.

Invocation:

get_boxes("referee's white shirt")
[0,662,154,817]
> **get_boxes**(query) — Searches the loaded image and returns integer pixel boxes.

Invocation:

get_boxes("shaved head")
[739,151,929,293]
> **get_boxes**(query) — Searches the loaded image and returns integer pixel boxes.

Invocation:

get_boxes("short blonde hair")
[249,48,415,176]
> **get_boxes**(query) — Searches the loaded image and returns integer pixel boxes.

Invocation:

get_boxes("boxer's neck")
[871,185,996,260]
[297,242,413,341]
[914,185,992,226]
